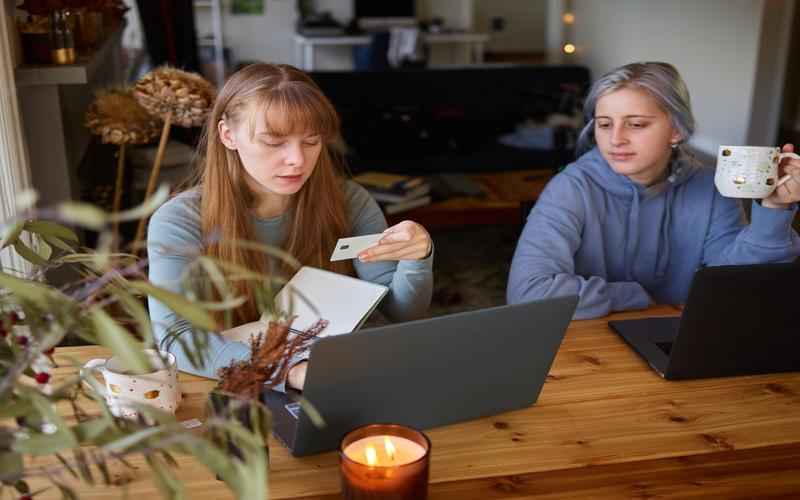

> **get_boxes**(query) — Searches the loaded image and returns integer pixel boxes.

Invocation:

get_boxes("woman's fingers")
[356,220,432,262]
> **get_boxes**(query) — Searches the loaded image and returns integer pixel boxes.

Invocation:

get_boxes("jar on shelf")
[49,9,76,65]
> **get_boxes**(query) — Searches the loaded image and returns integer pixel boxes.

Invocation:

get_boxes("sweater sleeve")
[507,175,651,319]
[702,192,800,266]
[147,196,250,380]
[346,182,434,322]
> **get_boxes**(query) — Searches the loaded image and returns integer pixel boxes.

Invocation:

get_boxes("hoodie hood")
[565,147,701,282]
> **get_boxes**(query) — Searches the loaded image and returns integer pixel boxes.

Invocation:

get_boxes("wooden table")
[386,169,553,228]
[37,306,800,498]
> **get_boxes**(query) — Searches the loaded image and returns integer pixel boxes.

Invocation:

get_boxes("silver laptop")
[263,295,578,456]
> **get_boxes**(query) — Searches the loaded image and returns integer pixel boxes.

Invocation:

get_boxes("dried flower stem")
[133,110,173,249]
[111,143,126,238]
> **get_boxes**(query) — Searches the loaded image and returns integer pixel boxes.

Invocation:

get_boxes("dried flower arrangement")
[131,67,216,248]
[216,320,328,400]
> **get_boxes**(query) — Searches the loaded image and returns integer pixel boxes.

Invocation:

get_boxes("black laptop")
[262,295,578,456]
[609,263,800,380]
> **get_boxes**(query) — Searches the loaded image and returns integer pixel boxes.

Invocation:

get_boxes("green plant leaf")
[146,455,184,500]
[13,240,49,266]
[73,419,111,443]
[0,271,61,307]
[24,220,79,242]
[12,389,78,455]
[88,307,151,374]
[110,283,155,347]
[102,425,164,454]
[0,400,34,419]
[128,281,217,331]
[110,184,170,222]
[12,432,76,456]
[57,202,108,230]
[0,221,24,249]
[37,237,53,261]
[0,452,22,482]
[41,234,74,253]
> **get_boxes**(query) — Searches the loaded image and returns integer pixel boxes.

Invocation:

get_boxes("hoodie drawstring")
[624,184,640,281]
[655,186,674,280]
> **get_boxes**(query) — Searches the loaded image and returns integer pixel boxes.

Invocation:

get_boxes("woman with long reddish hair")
[147,64,433,389]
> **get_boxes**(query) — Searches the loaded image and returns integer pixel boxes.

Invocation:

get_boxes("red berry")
[20,495,32,500]
[16,336,28,346]
[35,372,50,384]
[9,311,21,324]
[0,327,7,338]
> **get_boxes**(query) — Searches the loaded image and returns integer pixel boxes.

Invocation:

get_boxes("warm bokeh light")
[563,43,576,54]
[562,12,575,24]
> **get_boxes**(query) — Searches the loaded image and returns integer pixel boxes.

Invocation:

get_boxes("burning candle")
[340,424,431,499]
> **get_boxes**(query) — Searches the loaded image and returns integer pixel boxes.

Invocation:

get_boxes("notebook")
[222,266,389,341]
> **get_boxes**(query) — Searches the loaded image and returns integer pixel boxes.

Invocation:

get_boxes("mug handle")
[776,152,800,188]
[81,358,108,398]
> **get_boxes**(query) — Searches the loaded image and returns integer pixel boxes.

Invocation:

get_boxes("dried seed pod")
[85,88,161,145]
[133,66,215,128]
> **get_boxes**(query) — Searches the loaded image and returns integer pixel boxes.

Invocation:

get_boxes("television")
[354,0,416,30]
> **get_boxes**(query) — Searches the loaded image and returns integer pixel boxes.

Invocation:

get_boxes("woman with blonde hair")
[508,61,800,319]
[148,63,433,389]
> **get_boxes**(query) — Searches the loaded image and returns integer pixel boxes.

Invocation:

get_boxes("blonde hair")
[195,63,351,324]
[577,62,695,156]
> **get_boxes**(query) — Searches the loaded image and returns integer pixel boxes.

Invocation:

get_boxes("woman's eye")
[596,122,611,129]
[303,137,321,146]
[264,141,284,147]
[628,122,647,129]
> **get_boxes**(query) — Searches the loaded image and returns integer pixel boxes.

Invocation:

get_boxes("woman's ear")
[218,120,237,150]
[670,128,683,147]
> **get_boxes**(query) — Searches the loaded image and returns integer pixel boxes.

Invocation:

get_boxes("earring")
[670,142,679,149]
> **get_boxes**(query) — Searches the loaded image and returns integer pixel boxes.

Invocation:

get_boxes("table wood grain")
[30,306,800,499]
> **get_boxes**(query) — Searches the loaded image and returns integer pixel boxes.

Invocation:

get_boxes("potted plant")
[0,186,304,499]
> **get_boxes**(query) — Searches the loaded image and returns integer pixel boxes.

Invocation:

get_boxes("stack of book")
[353,172,432,215]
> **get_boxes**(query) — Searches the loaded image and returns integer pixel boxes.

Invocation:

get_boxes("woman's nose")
[610,125,628,146]
[284,143,304,166]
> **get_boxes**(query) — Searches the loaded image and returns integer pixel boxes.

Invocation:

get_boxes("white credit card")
[330,233,382,261]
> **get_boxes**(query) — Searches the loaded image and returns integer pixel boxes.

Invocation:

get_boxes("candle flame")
[365,445,378,466]
[384,437,396,461]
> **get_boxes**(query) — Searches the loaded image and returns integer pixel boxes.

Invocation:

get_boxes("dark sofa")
[310,64,591,174]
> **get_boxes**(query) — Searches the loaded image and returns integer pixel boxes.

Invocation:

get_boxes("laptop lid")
[267,294,578,456]
[664,262,800,380]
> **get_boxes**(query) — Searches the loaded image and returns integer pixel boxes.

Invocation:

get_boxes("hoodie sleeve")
[702,192,800,266]
[507,174,651,319]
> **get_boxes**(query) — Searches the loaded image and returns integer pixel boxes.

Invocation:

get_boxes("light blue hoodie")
[507,147,800,319]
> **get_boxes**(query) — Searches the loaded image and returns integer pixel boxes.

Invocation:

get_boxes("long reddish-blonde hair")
[195,63,351,324]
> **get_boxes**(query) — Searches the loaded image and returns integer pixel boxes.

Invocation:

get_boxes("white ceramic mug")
[715,145,799,198]
[81,349,182,419]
